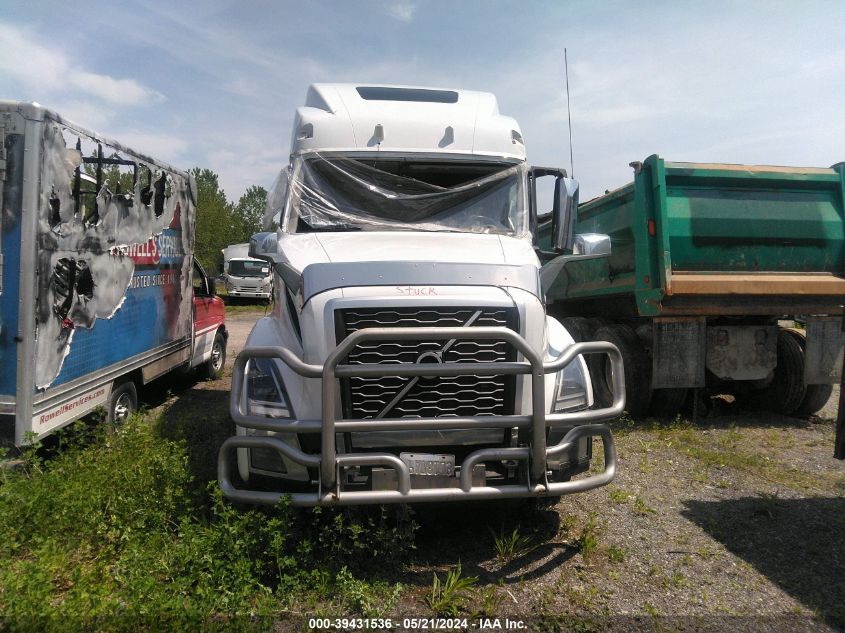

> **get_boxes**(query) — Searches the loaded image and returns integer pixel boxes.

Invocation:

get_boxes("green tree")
[192,168,234,274]
[232,185,268,243]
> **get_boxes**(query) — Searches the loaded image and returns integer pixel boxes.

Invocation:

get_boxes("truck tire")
[560,317,592,343]
[199,331,226,380]
[795,383,834,416]
[108,380,138,424]
[764,329,807,415]
[591,324,651,417]
[647,388,688,419]
[781,329,833,416]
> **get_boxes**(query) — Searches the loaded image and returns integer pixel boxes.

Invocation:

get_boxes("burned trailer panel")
[34,117,195,390]
[0,101,198,444]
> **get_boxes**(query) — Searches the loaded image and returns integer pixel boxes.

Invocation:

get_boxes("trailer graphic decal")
[33,119,195,389]
[127,271,181,290]
[37,386,108,427]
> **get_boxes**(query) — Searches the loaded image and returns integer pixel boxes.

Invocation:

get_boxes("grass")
[607,545,625,564]
[577,512,601,560]
[0,414,413,630]
[490,525,535,564]
[426,562,478,616]
[632,495,655,516]
[217,286,272,316]
[650,418,840,493]
[224,300,271,317]
[476,586,504,616]
[608,486,629,504]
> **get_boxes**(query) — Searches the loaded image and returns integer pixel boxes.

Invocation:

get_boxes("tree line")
[192,168,268,274]
[81,155,267,275]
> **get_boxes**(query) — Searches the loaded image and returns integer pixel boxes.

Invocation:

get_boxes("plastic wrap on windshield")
[284,154,529,237]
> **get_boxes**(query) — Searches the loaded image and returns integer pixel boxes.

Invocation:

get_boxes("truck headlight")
[554,359,589,412]
[245,359,291,418]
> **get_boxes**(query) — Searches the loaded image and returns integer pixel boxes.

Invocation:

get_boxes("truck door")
[191,259,218,361]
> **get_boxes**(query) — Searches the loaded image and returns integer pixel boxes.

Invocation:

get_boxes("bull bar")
[218,326,625,506]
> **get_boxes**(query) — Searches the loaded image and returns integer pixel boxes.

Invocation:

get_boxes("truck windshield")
[283,154,529,237]
[229,260,270,277]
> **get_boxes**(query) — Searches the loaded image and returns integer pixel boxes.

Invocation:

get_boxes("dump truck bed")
[545,155,845,317]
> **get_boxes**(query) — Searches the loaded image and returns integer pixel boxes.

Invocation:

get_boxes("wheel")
[199,331,226,380]
[647,388,689,419]
[781,329,834,416]
[560,317,593,343]
[764,329,807,415]
[796,383,834,416]
[108,380,138,424]
[591,324,652,417]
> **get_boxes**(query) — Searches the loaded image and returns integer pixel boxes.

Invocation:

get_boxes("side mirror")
[529,167,578,253]
[550,177,579,252]
[573,233,611,257]
[249,231,281,264]
[539,232,612,294]
[248,231,304,295]
[207,278,217,297]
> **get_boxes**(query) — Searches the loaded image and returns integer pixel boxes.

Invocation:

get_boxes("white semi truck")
[221,243,273,301]
[218,84,625,506]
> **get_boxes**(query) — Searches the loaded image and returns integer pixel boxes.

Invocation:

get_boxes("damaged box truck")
[219,84,625,506]
[0,102,226,447]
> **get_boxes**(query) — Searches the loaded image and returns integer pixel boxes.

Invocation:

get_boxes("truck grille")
[335,307,518,419]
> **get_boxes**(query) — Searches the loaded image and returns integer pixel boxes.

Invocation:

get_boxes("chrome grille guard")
[218,326,625,506]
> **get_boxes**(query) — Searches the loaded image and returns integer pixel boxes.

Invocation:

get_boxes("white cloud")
[70,72,165,106]
[105,130,188,163]
[386,1,416,23]
[0,21,164,106]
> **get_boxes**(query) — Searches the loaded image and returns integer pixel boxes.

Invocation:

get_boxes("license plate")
[400,453,455,477]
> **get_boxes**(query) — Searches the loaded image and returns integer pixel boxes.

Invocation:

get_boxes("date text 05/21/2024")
[308,617,527,630]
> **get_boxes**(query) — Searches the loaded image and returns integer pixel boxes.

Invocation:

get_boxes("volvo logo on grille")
[416,351,442,364]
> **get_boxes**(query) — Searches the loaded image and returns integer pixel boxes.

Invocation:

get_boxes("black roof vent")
[356,87,459,103]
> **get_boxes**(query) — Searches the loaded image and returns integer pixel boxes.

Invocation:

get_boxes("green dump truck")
[542,155,845,418]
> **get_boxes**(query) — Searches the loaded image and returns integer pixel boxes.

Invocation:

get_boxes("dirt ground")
[210,308,845,631]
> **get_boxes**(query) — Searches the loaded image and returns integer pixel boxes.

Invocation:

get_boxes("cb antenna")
[564,48,574,178]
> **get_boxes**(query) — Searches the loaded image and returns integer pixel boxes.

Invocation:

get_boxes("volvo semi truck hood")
[278,231,539,273]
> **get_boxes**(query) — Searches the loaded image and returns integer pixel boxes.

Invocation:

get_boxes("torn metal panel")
[33,117,195,389]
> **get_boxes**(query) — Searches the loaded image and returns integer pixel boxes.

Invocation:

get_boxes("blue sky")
[1,1,844,202]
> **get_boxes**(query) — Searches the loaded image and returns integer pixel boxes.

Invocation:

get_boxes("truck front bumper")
[218,326,625,506]
[227,290,271,299]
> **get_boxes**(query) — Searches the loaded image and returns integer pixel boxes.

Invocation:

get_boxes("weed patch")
[0,414,413,629]
[426,563,477,616]
[577,512,601,560]
[489,526,535,564]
